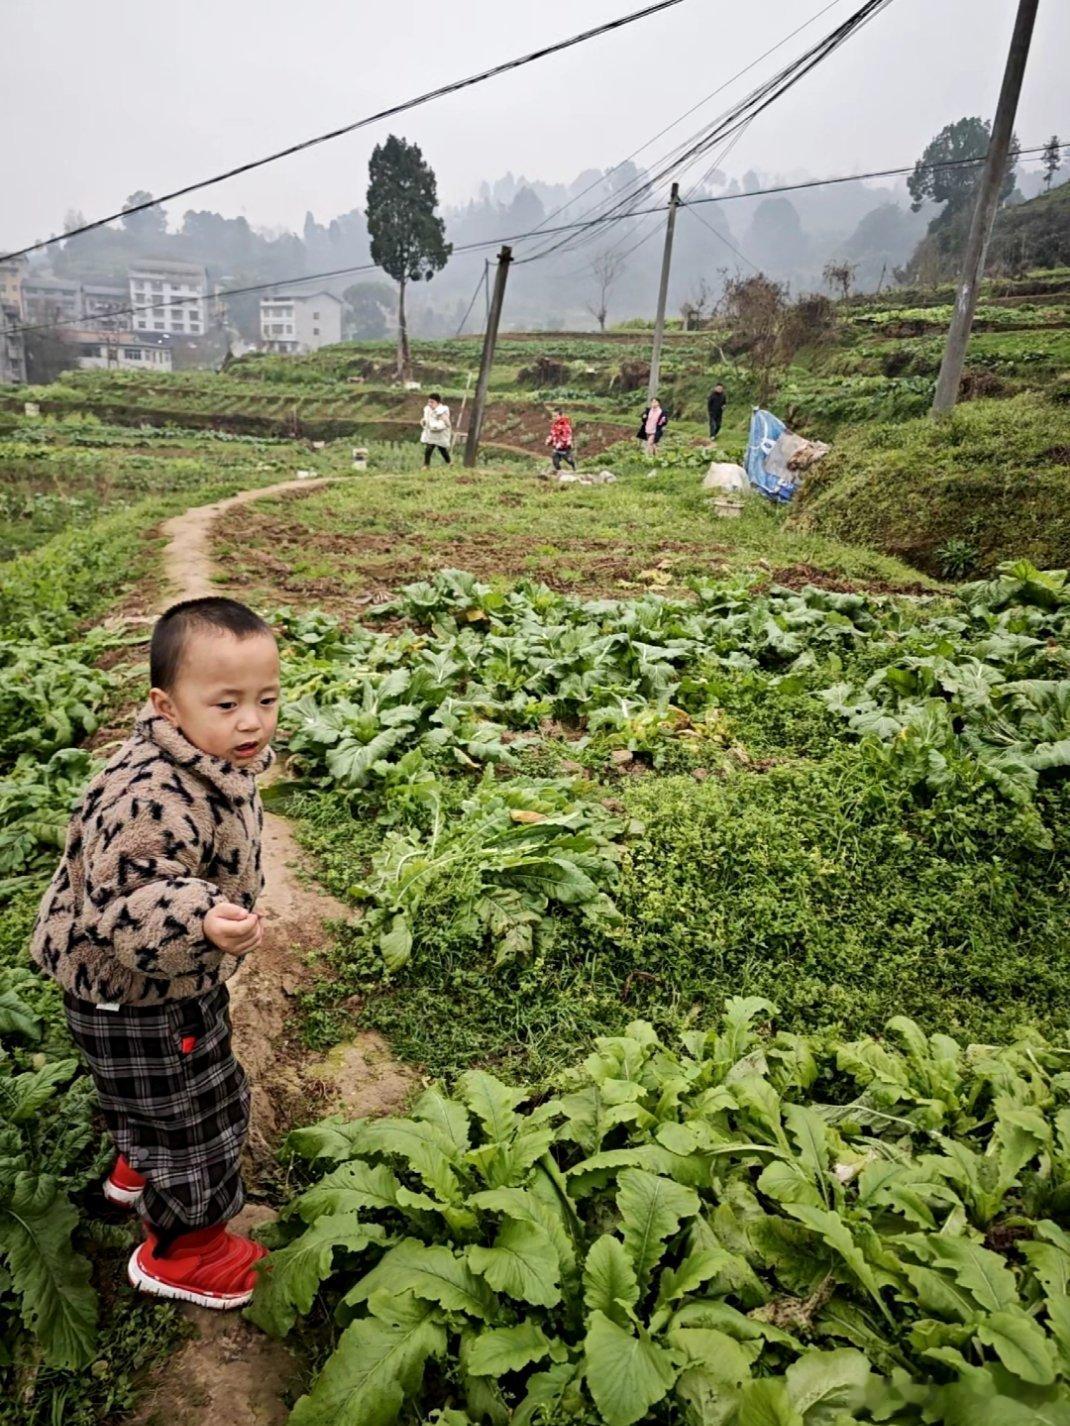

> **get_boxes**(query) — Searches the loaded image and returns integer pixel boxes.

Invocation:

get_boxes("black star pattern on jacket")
[31,704,273,1006]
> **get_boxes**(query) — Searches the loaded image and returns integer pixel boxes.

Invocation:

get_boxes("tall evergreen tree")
[365,136,451,379]
[1042,135,1062,192]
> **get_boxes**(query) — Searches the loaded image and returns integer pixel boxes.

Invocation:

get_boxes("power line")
[686,142,1068,209]
[0,0,690,265]
[514,0,897,267]
[454,266,487,337]
[511,0,848,256]
[6,143,1065,338]
[684,201,759,272]
[553,118,755,275]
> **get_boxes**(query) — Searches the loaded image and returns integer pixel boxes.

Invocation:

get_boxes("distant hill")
[987,178,1070,271]
[902,178,1070,284]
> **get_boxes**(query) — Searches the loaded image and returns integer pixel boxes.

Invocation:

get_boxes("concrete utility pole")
[647,182,680,402]
[931,0,1039,414]
[464,246,512,468]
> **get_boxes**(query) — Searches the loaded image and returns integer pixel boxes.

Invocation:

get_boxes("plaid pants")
[64,985,250,1237]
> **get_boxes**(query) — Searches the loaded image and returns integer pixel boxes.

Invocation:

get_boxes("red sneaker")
[127,1224,267,1310]
[103,1155,147,1207]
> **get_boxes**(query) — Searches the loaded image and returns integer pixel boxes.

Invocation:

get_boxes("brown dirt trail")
[129,478,415,1426]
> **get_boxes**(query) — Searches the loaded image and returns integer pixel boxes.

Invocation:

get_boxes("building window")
[136,319,147,329]
[154,322,165,331]
[313,311,319,320]
[82,345,101,358]
[127,349,142,360]
[313,327,320,336]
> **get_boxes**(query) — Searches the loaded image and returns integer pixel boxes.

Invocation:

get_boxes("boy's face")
[150,630,280,765]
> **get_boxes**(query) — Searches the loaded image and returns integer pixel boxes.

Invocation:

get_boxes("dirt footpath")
[130,478,415,1426]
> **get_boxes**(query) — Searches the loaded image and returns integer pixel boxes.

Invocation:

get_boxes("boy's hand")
[204,902,262,958]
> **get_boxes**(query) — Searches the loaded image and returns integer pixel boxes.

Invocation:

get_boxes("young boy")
[31,597,280,1310]
[546,408,576,472]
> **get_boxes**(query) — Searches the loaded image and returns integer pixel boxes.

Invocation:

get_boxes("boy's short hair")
[428,391,441,401]
[151,597,273,691]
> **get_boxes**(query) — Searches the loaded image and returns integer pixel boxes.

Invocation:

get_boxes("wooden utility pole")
[931,0,1039,414]
[464,246,512,468]
[647,182,680,402]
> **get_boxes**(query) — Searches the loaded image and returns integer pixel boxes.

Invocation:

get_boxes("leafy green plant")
[254,998,1070,1425]
[0,643,112,769]
[936,539,980,581]
[350,776,629,972]
[0,748,97,903]
[0,979,100,1373]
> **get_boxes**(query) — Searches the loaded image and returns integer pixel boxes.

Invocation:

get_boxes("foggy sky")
[3,0,1067,251]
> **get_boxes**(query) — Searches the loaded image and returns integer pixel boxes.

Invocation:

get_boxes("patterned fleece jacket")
[31,706,273,1006]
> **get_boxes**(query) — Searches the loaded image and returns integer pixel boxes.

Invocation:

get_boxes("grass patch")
[213,460,928,616]
[794,392,1070,577]
[291,748,1070,1084]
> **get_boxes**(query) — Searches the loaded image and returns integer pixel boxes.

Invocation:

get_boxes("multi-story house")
[129,260,208,339]
[82,283,131,331]
[260,291,342,353]
[72,329,173,372]
[0,255,27,314]
[21,274,83,325]
[0,302,26,384]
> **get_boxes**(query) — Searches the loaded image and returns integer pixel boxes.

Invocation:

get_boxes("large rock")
[702,462,747,493]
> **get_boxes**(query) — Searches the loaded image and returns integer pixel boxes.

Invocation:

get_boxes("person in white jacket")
[420,393,452,468]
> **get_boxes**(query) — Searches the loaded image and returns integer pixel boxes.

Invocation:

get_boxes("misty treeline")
[42,120,1064,341]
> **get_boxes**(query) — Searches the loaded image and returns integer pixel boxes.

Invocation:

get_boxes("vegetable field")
[1,275,1069,1425]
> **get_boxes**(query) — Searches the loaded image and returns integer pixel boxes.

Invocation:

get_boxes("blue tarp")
[745,407,798,503]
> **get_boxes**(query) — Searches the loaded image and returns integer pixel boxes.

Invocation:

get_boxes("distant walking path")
[160,476,335,600]
[133,476,414,1426]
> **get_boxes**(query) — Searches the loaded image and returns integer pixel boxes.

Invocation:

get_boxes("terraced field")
[2,270,1069,1426]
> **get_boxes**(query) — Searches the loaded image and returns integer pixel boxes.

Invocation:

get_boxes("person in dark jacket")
[707,383,726,438]
[637,398,668,456]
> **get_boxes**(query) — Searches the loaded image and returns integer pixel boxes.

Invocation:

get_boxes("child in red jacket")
[546,409,576,471]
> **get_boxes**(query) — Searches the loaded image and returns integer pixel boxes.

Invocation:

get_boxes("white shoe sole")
[103,1180,143,1207]
[127,1247,255,1310]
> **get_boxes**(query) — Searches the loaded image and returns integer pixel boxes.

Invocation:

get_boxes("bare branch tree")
[680,277,712,331]
[585,249,627,333]
[822,259,858,300]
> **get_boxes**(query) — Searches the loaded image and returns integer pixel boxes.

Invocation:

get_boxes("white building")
[260,291,342,353]
[72,329,173,372]
[129,260,207,339]
[82,283,130,330]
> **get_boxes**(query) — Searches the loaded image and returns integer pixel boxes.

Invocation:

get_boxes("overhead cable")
[0,0,690,263]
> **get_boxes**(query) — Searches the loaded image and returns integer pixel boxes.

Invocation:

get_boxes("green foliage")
[283,565,1070,1080]
[259,1000,1070,1425]
[795,394,1070,575]
[350,777,628,974]
[366,135,452,289]
[281,566,1069,825]
[0,978,101,1373]
[935,539,979,581]
[907,117,1017,227]
[0,749,98,903]
[0,641,112,770]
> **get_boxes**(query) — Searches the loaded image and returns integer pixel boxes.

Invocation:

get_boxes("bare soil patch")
[767,562,936,596]
[218,507,734,610]
[160,477,335,600]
